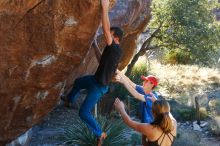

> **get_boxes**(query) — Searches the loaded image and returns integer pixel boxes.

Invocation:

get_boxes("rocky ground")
[177,121,220,146]
[7,99,220,146]
[29,103,76,146]
[26,102,220,146]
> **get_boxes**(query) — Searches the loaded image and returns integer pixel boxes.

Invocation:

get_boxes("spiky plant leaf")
[59,115,131,146]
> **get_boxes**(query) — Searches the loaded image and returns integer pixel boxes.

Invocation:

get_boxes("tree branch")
[125,23,162,76]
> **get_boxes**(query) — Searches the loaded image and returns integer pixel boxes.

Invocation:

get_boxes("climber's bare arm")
[101,0,112,45]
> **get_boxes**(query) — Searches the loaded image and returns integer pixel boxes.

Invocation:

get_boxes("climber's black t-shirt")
[94,41,123,86]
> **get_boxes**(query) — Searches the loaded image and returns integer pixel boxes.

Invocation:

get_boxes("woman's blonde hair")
[151,100,173,133]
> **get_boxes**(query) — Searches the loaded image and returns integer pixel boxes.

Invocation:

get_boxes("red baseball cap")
[141,75,158,86]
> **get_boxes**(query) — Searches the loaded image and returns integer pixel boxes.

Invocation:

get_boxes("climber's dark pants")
[67,75,109,137]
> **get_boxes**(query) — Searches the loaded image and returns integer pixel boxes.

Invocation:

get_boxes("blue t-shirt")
[135,85,158,123]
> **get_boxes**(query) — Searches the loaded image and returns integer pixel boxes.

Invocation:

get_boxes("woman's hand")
[114,98,125,113]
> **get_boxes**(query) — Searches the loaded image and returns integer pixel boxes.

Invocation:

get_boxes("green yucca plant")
[59,115,131,146]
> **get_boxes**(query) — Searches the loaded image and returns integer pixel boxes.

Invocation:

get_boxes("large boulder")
[0,0,151,144]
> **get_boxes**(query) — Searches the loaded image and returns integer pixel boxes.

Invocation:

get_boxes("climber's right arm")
[101,0,112,45]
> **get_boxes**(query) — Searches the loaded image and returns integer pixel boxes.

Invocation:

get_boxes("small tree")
[126,0,220,75]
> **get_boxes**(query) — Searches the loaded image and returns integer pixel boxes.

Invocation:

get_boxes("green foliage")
[175,108,197,121]
[129,62,149,85]
[109,83,128,101]
[163,49,192,64]
[149,0,220,65]
[59,115,131,146]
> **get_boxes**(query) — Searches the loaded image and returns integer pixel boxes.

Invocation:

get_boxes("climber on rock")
[61,0,124,145]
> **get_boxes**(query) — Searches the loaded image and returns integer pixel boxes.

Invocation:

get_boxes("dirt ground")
[29,103,78,146]
[28,101,220,146]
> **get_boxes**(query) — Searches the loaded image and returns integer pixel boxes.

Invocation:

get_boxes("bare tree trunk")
[125,25,161,76]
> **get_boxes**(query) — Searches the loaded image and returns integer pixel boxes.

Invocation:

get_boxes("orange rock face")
[0,0,151,144]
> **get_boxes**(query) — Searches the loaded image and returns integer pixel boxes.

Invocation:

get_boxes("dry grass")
[145,59,220,104]
[208,116,220,136]
[174,128,201,146]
